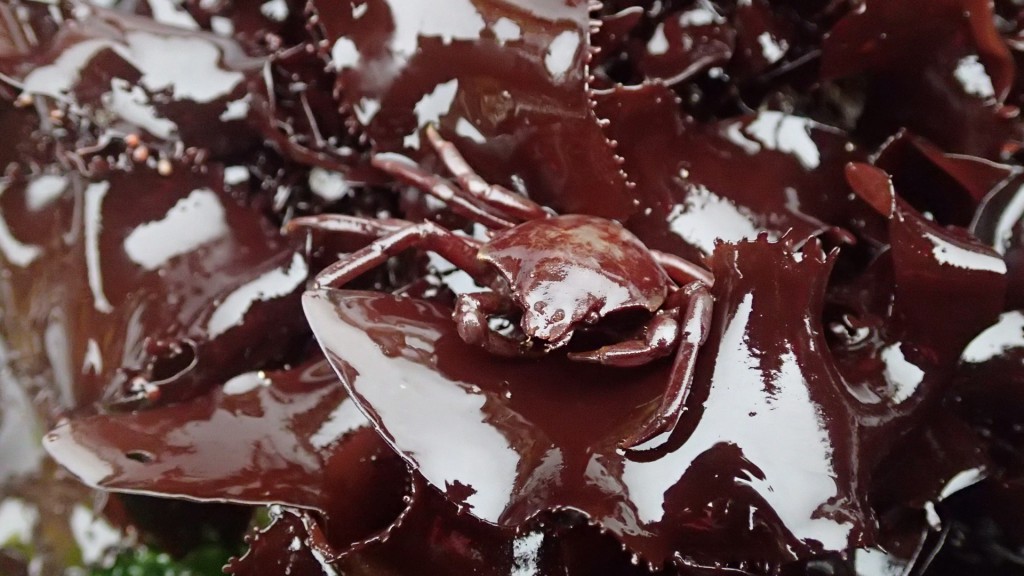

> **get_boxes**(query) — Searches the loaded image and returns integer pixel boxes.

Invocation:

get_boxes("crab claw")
[619,282,713,451]
[567,312,680,368]
[520,308,579,350]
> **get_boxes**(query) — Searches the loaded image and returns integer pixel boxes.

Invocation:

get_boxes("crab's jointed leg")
[423,124,551,223]
[288,215,497,291]
[286,214,414,240]
[372,153,517,230]
[453,292,536,358]
[652,249,714,287]
[616,282,713,451]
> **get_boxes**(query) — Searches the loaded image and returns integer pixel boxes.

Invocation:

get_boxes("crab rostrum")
[290,125,713,448]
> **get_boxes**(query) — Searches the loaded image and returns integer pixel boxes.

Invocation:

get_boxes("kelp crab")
[299,202,1007,573]
[291,147,1009,572]
[301,235,876,572]
[290,125,713,449]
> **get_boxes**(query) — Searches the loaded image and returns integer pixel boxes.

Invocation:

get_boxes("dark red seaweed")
[3,0,1024,574]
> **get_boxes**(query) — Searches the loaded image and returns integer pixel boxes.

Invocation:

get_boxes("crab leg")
[305,220,499,291]
[453,292,534,357]
[285,214,415,239]
[372,153,516,230]
[652,250,714,287]
[625,282,713,451]
[423,125,551,223]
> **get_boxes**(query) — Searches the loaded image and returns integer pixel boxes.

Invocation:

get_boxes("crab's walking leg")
[424,125,551,223]
[372,153,516,230]
[454,293,534,357]
[623,282,713,451]
[566,281,713,445]
[291,218,497,291]
[652,250,714,287]
[285,214,414,239]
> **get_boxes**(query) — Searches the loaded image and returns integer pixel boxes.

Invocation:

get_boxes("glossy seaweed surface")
[3,0,1024,575]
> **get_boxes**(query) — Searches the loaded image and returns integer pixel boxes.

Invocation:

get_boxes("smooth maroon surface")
[44,353,413,552]
[0,164,307,411]
[594,82,882,265]
[821,0,1020,159]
